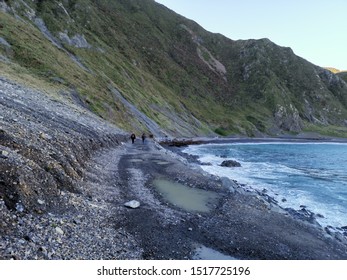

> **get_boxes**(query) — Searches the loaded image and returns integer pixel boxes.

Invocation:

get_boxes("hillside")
[2,0,347,260]
[1,0,347,137]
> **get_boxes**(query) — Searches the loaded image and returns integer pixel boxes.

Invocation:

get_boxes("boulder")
[220,160,241,167]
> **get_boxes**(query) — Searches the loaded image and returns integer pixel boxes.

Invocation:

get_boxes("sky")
[155,0,347,70]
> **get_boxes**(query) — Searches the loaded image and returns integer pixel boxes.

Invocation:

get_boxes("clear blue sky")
[155,0,347,70]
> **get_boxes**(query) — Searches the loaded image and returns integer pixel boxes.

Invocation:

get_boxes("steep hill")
[1,0,347,137]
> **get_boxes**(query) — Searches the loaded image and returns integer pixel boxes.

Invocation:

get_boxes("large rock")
[220,160,241,167]
[274,104,302,132]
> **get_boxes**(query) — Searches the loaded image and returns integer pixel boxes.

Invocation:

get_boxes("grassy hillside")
[1,0,347,137]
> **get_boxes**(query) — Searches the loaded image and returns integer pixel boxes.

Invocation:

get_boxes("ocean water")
[183,142,347,228]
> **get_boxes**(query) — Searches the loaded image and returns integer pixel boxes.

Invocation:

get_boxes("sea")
[183,141,347,228]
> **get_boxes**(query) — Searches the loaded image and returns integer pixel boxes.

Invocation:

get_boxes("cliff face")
[1,0,347,137]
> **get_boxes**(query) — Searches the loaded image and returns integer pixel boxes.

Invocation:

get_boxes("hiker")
[141,133,146,144]
[130,133,136,144]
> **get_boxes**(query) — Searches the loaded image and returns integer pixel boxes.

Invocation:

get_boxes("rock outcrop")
[220,160,242,167]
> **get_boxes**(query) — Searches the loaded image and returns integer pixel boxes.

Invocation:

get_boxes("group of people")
[130,132,147,144]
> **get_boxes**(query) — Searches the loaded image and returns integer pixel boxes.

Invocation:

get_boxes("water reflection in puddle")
[193,245,238,260]
[153,179,219,212]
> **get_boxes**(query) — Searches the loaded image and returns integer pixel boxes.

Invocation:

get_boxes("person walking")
[130,133,136,144]
[141,133,146,144]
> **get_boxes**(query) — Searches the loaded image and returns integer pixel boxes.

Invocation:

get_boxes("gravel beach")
[3,139,347,260]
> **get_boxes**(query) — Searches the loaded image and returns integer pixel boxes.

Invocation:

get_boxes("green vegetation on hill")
[1,0,347,137]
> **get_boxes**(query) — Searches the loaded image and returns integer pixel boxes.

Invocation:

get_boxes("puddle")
[129,159,143,163]
[153,179,219,212]
[193,245,238,260]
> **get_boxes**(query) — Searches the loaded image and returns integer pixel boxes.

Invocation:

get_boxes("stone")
[220,160,241,167]
[39,132,52,140]
[0,150,9,158]
[37,199,45,205]
[200,162,212,166]
[55,227,64,235]
[15,203,24,212]
[124,200,140,209]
